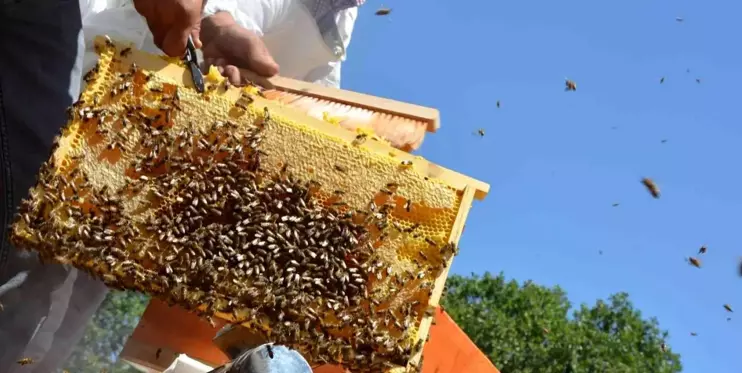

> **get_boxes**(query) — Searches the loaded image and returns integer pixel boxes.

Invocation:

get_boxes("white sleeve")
[305,62,341,88]
[202,0,238,17]
[303,7,358,88]
[203,0,263,35]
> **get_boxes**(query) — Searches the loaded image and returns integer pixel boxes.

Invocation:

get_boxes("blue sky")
[343,0,742,371]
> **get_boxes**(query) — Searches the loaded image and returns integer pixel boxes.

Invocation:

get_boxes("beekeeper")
[0,1,203,371]
[80,0,363,88]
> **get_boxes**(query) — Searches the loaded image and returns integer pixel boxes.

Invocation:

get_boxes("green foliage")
[61,290,149,373]
[441,272,682,373]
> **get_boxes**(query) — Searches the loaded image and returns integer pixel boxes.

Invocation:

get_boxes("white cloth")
[78,0,357,88]
[161,354,214,373]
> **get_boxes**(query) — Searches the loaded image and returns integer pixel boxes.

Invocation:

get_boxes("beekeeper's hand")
[200,12,279,84]
[133,0,204,57]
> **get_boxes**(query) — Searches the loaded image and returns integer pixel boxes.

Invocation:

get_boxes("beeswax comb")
[10,36,489,372]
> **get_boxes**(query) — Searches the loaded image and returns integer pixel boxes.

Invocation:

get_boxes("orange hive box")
[120,299,500,373]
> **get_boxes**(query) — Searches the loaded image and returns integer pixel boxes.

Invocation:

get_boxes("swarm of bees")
[9,40,465,372]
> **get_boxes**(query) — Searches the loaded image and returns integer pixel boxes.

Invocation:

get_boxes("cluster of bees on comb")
[10,37,460,372]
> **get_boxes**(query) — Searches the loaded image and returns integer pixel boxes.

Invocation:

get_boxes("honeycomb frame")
[9,36,489,372]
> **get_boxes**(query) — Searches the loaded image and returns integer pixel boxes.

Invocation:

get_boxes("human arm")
[200,11,280,80]
[132,0,205,57]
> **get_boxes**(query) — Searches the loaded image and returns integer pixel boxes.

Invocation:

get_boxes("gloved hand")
[200,12,279,86]
[133,0,204,57]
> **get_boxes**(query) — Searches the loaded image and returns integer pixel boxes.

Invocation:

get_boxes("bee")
[104,35,114,47]
[641,178,660,198]
[543,327,550,334]
[690,332,697,336]
[120,47,132,57]
[400,160,413,167]
[334,164,347,173]
[695,78,701,84]
[156,347,162,359]
[266,344,274,359]
[724,304,733,313]
[375,7,391,16]
[612,203,619,207]
[405,199,413,212]
[676,17,684,22]
[17,358,34,365]
[661,139,667,143]
[496,100,501,108]
[565,79,577,91]
[660,77,665,84]
[688,257,702,268]
[263,107,271,121]
[352,133,368,146]
[698,245,707,254]
[476,129,485,137]
[660,343,666,352]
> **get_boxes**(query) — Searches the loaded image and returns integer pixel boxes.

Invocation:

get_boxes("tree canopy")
[60,272,682,373]
[441,272,682,373]
[62,291,149,373]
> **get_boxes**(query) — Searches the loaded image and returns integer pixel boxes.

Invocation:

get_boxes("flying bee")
[496,100,501,108]
[641,178,660,198]
[266,344,274,359]
[17,358,34,365]
[687,256,702,268]
[724,304,733,313]
[375,7,391,16]
[565,78,577,91]
[660,77,665,84]
[475,129,485,137]
[698,245,707,254]
[660,343,666,352]
[120,47,132,57]
[695,78,701,84]
[690,332,697,336]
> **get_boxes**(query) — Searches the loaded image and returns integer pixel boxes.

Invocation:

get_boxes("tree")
[61,291,149,373]
[441,272,682,373]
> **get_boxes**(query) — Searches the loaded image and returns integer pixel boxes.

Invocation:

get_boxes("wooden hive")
[9,36,489,372]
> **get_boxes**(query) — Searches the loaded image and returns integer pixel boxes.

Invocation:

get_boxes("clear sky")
[343,0,742,371]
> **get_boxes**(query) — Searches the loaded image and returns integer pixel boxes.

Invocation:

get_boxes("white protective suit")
[78,0,358,88]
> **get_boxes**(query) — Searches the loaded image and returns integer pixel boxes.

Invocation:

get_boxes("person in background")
[0,1,203,371]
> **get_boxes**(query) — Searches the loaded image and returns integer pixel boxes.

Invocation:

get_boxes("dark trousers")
[0,0,108,371]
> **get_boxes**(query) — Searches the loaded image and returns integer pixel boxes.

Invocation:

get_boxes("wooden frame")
[98,36,491,371]
[406,186,476,370]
